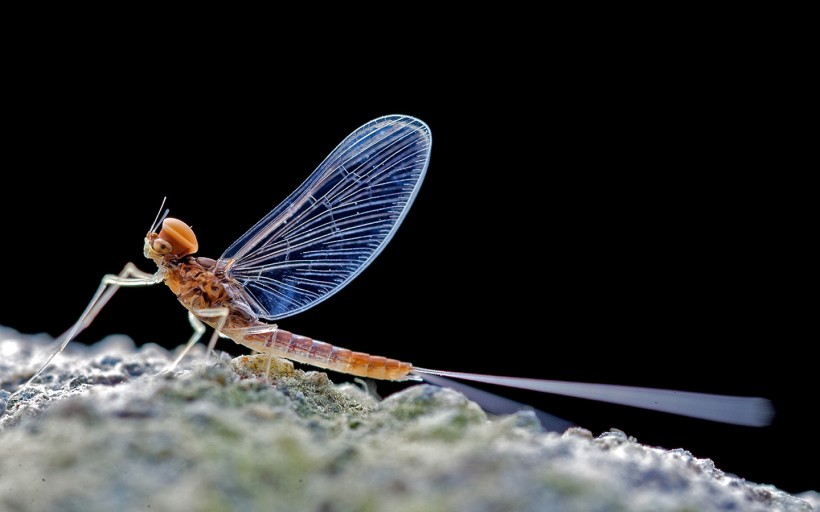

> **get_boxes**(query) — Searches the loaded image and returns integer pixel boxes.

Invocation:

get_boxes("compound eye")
[153,238,173,254]
[157,218,199,257]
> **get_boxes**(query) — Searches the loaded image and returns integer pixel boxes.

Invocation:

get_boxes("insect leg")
[12,263,160,397]
[180,307,231,371]
[234,324,280,382]
[57,263,159,339]
[164,312,209,371]
[201,322,281,382]
[263,330,278,383]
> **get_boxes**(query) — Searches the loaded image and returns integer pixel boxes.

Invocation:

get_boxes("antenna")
[148,197,169,233]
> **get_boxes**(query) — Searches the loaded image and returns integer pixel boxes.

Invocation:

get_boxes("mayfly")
[12,115,772,427]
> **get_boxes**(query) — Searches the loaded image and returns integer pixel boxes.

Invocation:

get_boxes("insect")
[12,115,772,427]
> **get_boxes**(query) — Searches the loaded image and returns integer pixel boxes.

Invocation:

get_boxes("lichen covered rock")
[0,327,815,512]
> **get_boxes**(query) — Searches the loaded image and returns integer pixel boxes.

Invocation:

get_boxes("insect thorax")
[165,257,230,312]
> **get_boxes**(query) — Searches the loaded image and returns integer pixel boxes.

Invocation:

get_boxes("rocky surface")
[0,326,816,512]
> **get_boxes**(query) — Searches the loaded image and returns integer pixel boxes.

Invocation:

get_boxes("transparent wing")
[220,115,431,320]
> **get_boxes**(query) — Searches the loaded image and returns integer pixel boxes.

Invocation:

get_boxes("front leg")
[57,263,159,340]
[12,263,161,398]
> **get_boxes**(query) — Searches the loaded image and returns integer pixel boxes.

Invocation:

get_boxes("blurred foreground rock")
[1,326,817,512]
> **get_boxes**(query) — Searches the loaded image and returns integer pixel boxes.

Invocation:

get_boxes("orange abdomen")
[263,329,413,381]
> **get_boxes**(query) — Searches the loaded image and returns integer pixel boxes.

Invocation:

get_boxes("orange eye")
[157,218,199,257]
[153,239,173,254]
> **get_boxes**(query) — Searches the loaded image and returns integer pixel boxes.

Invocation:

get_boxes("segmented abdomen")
[248,328,414,381]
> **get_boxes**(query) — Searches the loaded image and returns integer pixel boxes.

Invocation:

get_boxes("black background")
[1,52,813,494]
